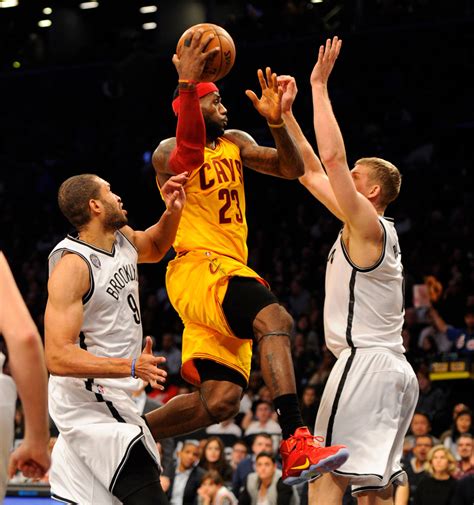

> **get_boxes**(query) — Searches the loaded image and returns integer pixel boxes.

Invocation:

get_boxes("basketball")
[176,23,236,82]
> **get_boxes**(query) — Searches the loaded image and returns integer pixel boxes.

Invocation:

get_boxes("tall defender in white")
[280,36,418,505]
[45,172,186,505]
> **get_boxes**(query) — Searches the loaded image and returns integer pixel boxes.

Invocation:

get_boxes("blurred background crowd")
[1,0,473,503]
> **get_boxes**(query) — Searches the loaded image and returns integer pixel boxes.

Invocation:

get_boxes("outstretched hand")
[161,172,188,214]
[277,75,298,114]
[135,336,168,389]
[172,30,220,82]
[245,67,283,125]
[310,36,342,86]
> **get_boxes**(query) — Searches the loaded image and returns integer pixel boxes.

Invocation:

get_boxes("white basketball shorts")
[314,347,418,494]
[48,376,160,504]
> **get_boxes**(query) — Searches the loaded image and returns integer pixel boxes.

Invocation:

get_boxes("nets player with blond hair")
[146,28,349,486]
[279,36,419,504]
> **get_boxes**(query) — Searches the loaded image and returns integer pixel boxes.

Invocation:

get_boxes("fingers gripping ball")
[177,23,236,82]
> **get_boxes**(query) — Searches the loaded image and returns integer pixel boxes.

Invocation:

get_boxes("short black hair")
[58,174,102,230]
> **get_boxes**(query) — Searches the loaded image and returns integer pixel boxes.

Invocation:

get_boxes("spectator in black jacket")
[166,440,205,505]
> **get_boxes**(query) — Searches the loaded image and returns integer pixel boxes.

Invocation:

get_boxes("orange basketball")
[176,23,236,82]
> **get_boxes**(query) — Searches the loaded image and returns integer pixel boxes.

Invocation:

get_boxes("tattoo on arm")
[225,128,304,179]
[269,126,304,179]
[152,138,176,187]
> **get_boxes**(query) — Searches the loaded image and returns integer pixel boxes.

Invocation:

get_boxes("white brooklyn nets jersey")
[48,231,142,391]
[324,217,405,357]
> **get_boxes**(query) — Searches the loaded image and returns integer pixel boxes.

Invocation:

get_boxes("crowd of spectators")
[1,2,473,504]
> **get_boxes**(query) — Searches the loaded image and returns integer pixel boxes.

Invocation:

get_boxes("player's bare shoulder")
[224,129,257,149]
[152,137,176,185]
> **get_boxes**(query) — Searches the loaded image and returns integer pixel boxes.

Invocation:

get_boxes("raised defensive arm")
[277,74,344,220]
[121,172,187,263]
[225,67,304,179]
[311,37,381,239]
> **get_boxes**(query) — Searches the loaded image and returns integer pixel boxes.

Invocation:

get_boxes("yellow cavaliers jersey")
[171,136,248,263]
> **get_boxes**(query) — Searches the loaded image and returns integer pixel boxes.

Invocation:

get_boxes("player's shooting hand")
[245,67,283,125]
[277,75,298,114]
[8,439,51,480]
[135,336,167,389]
[162,173,188,214]
[172,30,220,82]
[310,36,342,87]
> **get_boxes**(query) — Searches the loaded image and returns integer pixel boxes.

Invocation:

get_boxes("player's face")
[201,92,228,141]
[351,163,379,201]
[350,164,371,195]
[98,179,128,230]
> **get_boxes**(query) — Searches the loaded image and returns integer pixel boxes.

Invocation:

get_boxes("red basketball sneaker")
[280,427,349,486]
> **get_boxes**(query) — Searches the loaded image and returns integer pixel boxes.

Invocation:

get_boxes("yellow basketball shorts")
[165,250,267,387]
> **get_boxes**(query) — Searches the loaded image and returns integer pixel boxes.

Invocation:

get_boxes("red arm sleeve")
[169,87,206,174]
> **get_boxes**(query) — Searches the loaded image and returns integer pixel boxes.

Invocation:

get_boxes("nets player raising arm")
[281,37,418,504]
[44,173,185,505]
[45,173,186,383]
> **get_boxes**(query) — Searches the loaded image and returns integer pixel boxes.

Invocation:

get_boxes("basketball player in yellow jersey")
[145,29,349,486]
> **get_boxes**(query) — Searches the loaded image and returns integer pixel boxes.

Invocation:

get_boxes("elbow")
[45,350,69,376]
[320,150,346,171]
[294,159,305,178]
[282,160,305,180]
[149,242,173,264]
[298,172,309,186]
[45,355,61,376]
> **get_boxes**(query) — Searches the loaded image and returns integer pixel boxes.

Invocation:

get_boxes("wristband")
[178,79,197,90]
[131,358,137,379]
[267,119,285,128]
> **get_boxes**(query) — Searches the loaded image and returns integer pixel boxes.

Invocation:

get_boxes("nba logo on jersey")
[90,254,101,268]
